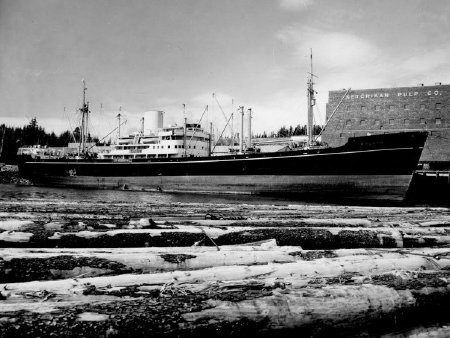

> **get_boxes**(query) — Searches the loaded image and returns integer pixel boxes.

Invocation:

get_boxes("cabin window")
[420,118,426,124]
[168,145,170,148]
[404,119,410,124]
[360,119,366,125]
[161,146,164,149]
[420,104,426,109]
[345,120,351,126]
[436,103,442,110]
[389,119,395,125]
[404,104,410,109]
[339,133,345,137]
[436,118,442,125]
[374,119,380,125]
[153,146,155,149]
[189,146,191,149]
[389,105,395,111]
[193,146,196,149]
[361,106,366,112]
[375,105,381,111]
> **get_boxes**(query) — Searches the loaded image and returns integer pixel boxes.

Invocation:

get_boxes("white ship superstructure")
[102,123,210,160]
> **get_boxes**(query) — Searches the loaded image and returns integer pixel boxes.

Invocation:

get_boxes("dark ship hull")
[18,132,427,203]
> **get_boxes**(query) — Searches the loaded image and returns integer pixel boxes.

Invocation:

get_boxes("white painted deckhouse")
[101,123,210,160]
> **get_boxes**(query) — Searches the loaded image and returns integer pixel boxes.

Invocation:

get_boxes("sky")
[1,0,450,139]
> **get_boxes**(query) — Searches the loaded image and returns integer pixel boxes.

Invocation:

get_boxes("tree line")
[0,118,99,164]
[253,124,323,138]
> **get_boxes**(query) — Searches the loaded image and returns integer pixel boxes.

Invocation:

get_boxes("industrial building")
[323,83,450,168]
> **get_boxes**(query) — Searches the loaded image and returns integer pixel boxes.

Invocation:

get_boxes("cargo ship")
[18,66,428,203]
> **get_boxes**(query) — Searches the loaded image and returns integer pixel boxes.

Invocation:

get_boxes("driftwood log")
[2,249,450,297]
[180,271,450,337]
[0,270,449,337]
[1,247,450,282]
[2,225,450,248]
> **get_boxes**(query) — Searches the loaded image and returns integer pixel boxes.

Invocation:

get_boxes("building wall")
[322,84,450,164]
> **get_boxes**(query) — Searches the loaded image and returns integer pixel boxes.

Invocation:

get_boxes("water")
[3,184,437,207]
[0,184,306,206]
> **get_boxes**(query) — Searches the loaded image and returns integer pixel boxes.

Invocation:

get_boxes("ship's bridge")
[102,121,211,160]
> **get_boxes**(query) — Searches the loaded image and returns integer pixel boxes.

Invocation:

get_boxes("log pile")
[0,165,31,185]
[1,194,450,337]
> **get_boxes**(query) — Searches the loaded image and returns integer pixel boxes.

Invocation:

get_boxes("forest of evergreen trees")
[253,124,322,138]
[0,118,98,164]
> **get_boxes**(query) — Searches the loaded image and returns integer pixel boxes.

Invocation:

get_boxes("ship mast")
[79,79,90,156]
[117,112,122,140]
[307,49,316,146]
[231,99,234,146]
[239,106,244,153]
[247,108,252,148]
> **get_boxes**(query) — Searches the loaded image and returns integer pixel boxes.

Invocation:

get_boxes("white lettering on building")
[345,93,389,99]
[345,90,437,99]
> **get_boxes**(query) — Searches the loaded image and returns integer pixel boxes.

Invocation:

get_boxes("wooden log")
[403,234,450,247]
[1,247,450,282]
[180,271,450,337]
[2,222,450,248]
[380,324,450,338]
[4,213,450,235]
[0,227,410,248]
[2,201,449,226]
[0,245,303,282]
[1,271,450,337]
[194,218,375,228]
[2,253,450,297]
